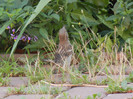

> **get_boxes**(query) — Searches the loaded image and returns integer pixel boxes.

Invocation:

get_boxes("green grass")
[105,80,133,94]
[8,83,62,96]
[0,34,133,94]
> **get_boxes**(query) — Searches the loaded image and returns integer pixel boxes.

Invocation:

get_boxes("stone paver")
[6,75,129,88]
[4,94,52,99]
[127,83,133,88]
[1,75,133,99]
[55,87,106,99]
[96,75,129,81]
[103,93,133,99]
[8,77,29,87]
[0,87,14,99]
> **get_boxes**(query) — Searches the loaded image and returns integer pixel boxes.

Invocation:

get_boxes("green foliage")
[0,0,132,60]
[0,0,34,52]
[0,0,110,53]
[0,56,25,77]
[0,0,33,32]
[98,0,133,40]
[0,74,9,86]
[126,71,133,82]
[22,0,133,54]
[8,86,26,94]
[10,0,51,57]
[87,93,101,99]
[105,79,133,94]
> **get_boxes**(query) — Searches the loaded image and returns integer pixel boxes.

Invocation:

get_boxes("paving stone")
[4,94,52,99]
[127,83,133,88]
[55,87,106,99]
[8,77,29,87]
[7,75,127,87]
[103,93,133,99]
[0,87,14,99]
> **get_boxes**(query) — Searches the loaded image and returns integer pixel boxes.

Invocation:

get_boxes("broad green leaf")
[20,0,28,8]
[95,0,109,7]
[6,0,14,3]
[39,28,48,40]
[117,27,133,40]
[126,2,133,8]
[106,15,118,21]
[9,0,29,9]
[123,16,131,29]
[68,0,77,3]
[24,39,46,49]
[88,0,109,7]
[93,94,97,99]
[121,80,127,90]
[126,38,133,44]
[50,14,60,21]
[113,1,124,15]
[48,9,53,16]
[66,14,71,26]
[71,9,99,25]
[87,96,92,99]
[97,15,114,29]
[40,13,48,18]
[127,9,133,14]
[0,7,4,16]
[10,0,51,58]
[10,8,22,17]
[80,15,99,25]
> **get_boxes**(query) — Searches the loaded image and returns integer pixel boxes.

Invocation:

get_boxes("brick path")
[0,54,133,99]
[0,76,133,99]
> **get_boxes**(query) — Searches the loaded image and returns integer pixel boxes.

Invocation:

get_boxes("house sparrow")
[54,26,73,68]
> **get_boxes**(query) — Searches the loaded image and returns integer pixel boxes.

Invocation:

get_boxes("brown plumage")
[54,26,73,67]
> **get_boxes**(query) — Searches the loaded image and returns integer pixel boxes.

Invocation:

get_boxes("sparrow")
[54,26,73,68]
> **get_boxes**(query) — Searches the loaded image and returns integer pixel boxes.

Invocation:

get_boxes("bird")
[54,26,73,68]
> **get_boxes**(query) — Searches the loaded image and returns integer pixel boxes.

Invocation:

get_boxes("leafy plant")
[105,80,133,94]
[0,56,25,77]
[97,0,133,52]
[9,0,51,57]
[87,93,101,99]
[0,74,9,86]
[21,0,133,56]
[0,0,34,52]
[127,71,133,82]
[8,86,26,95]
[0,0,132,56]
